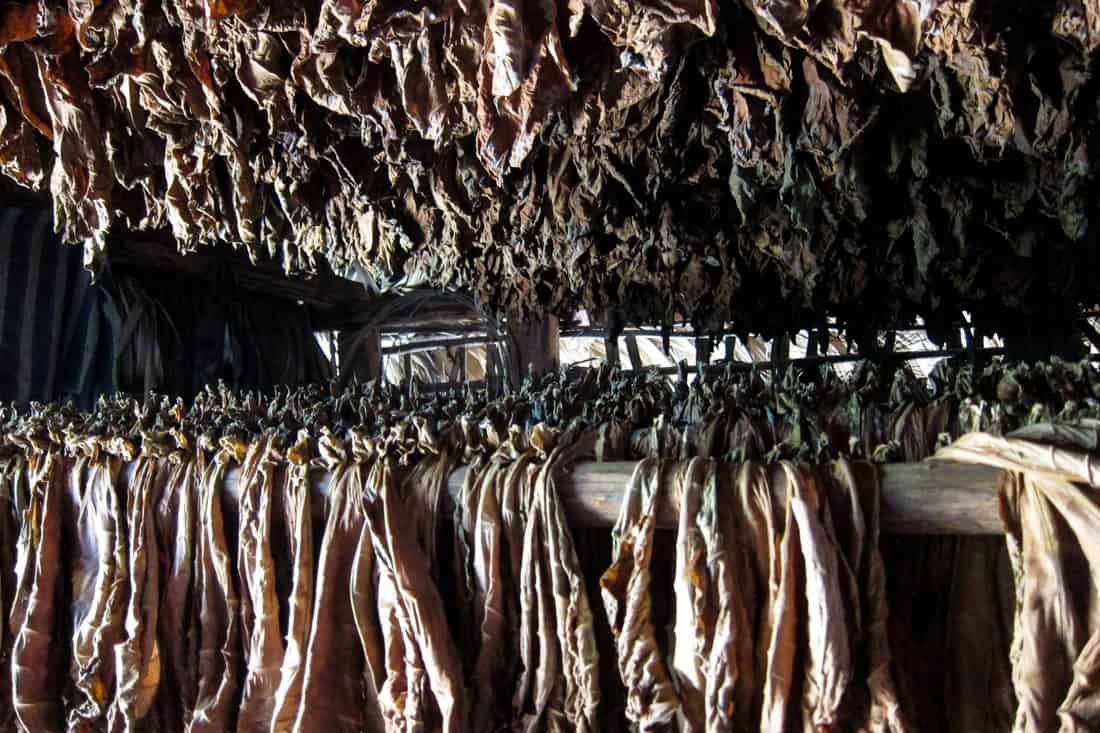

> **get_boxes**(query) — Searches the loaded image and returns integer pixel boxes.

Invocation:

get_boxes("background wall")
[0,205,332,408]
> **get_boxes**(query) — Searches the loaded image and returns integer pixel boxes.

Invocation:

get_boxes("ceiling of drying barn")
[0,1,1097,340]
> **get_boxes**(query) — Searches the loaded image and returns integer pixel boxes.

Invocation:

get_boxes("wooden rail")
[444,460,1006,535]
[216,459,1006,535]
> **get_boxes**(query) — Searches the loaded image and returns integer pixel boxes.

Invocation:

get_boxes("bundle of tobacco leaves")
[0,2,1096,337]
[2,357,1097,467]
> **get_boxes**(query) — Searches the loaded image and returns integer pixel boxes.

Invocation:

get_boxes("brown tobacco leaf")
[827,459,910,732]
[784,463,852,729]
[365,452,468,732]
[0,2,1091,333]
[109,454,164,730]
[348,459,388,732]
[152,447,199,727]
[11,451,65,732]
[63,453,108,730]
[939,433,1100,732]
[293,438,374,732]
[470,448,509,731]
[508,430,601,732]
[0,456,22,731]
[0,3,39,47]
[269,433,318,733]
[669,458,711,731]
[700,462,763,732]
[190,451,241,732]
[235,439,285,732]
[599,459,680,728]
[537,443,601,731]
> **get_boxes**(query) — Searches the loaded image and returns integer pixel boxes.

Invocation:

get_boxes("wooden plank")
[319,292,482,332]
[805,329,820,358]
[602,309,622,368]
[452,345,466,383]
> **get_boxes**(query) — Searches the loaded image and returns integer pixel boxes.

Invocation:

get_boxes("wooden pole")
[625,335,643,371]
[443,460,1006,535]
[694,337,713,366]
[771,333,789,378]
[214,459,1007,535]
[604,336,620,369]
[505,316,561,384]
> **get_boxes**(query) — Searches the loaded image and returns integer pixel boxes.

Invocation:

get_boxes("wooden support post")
[605,337,621,369]
[603,308,622,369]
[724,335,737,362]
[694,336,712,366]
[946,324,963,350]
[505,316,561,386]
[806,329,819,358]
[625,335,644,371]
[337,327,381,387]
[817,326,832,356]
[485,346,497,396]
[882,330,897,355]
[771,333,789,378]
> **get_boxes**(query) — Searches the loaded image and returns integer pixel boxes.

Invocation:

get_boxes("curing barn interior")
[0,1,1098,731]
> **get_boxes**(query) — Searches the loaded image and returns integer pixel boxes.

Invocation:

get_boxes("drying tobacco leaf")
[65,447,121,731]
[0,454,23,731]
[235,437,285,731]
[10,445,65,731]
[535,440,601,732]
[0,360,1098,728]
[470,439,512,732]
[669,458,711,732]
[109,438,165,730]
[269,431,317,733]
[0,3,1093,334]
[189,441,242,731]
[293,431,373,731]
[364,447,469,732]
[152,433,199,727]
[828,459,909,732]
[939,432,1100,731]
[600,459,680,727]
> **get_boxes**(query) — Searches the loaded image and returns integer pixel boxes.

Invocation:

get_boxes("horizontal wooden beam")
[381,334,502,355]
[379,319,489,334]
[322,291,486,332]
[213,458,1006,535]
[444,459,1006,534]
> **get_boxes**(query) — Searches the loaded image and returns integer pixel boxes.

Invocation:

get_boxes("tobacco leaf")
[0,2,1091,334]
